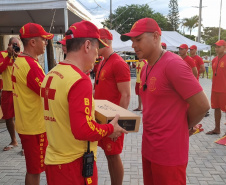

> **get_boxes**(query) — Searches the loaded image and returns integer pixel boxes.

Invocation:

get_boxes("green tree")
[102,4,172,34]
[168,0,179,31]
[182,15,199,36]
[202,27,226,55]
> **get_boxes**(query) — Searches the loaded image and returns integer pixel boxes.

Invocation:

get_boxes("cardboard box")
[95,100,141,132]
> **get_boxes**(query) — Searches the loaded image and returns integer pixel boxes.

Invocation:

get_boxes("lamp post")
[197,0,202,43]
[110,0,112,29]
[192,0,206,43]
[218,0,222,40]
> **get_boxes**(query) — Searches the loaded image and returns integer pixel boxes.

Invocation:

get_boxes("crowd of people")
[0,16,225,185]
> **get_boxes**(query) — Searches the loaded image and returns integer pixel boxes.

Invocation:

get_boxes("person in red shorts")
[12,23,54,185]
[0,37,20,151]
[94,28,131,185]
[161,42,167,50]
[190,45,205,80]
[41,21,127,185]
[178,44,198,78]
[121,17,210,185]
[133,58,147,111]
[206,40,226,135]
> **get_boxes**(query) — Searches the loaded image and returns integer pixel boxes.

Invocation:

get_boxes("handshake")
[108,114,128,141]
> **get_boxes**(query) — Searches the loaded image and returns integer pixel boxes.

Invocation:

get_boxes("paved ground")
[1,77,226,185]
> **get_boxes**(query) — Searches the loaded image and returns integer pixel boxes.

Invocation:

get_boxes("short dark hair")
[21,37,32,47]
[21,37,41,47]
[65,30,98,52]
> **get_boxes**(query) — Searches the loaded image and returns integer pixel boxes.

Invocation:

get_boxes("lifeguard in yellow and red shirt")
[41,21,128,185]
[0,37,20,151]
[12,23,54,185]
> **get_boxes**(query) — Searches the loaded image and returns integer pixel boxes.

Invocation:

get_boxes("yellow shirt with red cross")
[41,62,113,165]
[12,55,46,135]
[136,59,147,83]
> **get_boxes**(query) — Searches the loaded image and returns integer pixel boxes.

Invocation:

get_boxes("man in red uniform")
[178,44,198,78]
[12,23,53,185]
[41,21,127,185]
[206,40,226,135]
[0,37,20,151]
[190,45,205,80]
[134,58,147,111]
[95,28,131,185]
[121,18,210,185]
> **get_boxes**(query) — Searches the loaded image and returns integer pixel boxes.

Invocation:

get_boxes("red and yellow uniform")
[94,53,130,155]
[191,55,204,80]
[135,60,147,95]
[41,63,113,185]
[211,54,226,111]
[0,51,15,119]
[12,55,47,174]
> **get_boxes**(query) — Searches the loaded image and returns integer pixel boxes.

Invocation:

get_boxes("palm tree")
[182,15,199,35]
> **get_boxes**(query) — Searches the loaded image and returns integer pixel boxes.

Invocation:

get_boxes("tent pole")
[44,50,48,74]
[209,48,211,62]
[64,8,69,32]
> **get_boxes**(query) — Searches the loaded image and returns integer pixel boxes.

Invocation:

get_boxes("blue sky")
[77,0,226,36]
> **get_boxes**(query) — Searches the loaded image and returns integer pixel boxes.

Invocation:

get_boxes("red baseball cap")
[20,23,54,39]
[121,18,162,41]
[161,42,167,47]
[215,40,226,46]
[65,21,108,48]
[57,37,66,46]
[99,29,113,40]
[178,44,188,49]
[190,45,197,50]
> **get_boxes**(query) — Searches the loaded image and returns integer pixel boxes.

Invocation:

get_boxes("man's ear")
[29,38,36,47]
[84,40,91,53]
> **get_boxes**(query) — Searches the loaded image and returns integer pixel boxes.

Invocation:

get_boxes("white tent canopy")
[110,30,211,52]
[161,31,211,51]
[0,0,102,35]
[110,30,133,52]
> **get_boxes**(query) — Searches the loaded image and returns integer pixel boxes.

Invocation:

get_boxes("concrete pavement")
[1,77,226,185]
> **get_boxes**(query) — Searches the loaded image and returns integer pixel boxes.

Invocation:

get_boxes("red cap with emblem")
[57,37,66,46]
[20,23,54,40]
[215,40,226,46]
[99,28,113,40]
[190,45,197,50]
[178,44,188,49]
[121,18,162,41]
[65,21,108,48]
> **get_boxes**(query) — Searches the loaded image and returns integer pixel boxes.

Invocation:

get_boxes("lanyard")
[143,50,164,91]
[215,54,225,76]
[95,52,115,85]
